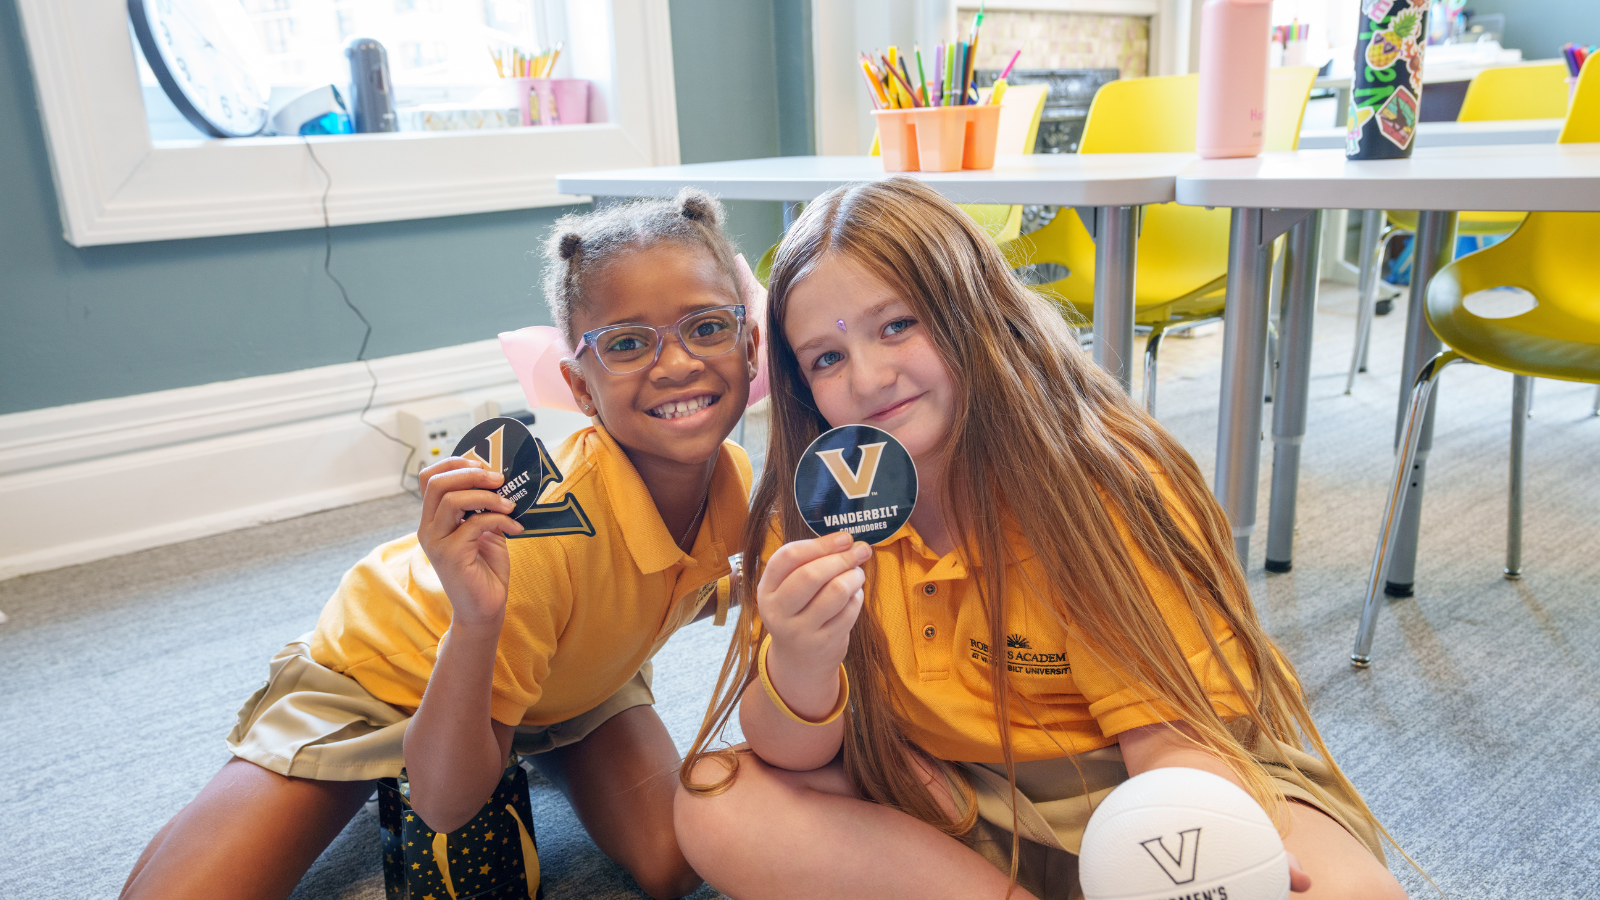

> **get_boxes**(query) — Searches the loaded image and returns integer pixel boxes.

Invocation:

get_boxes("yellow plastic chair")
[1003,68,1318,413]
[758,84,1049,284]
[1347,64,1573,389]
[1352,61,1600,666]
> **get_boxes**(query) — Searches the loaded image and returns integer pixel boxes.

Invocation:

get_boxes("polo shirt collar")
[875,514,1038,571]
[590,426,748,576]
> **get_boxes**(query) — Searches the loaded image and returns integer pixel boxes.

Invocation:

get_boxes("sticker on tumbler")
[794,424,917,546]
[1377,86,1419,149]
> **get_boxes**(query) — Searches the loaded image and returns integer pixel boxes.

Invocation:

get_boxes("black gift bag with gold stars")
[377,759,542,900]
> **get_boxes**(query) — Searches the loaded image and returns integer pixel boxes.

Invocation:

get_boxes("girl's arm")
[738,532,870,771]
[403,457,525,833]
[1119,721,1312,893]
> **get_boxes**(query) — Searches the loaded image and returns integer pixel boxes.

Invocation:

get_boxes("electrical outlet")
[397,398,475,477]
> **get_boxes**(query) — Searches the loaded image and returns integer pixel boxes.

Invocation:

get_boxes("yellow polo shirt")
[767,469,1253,764]
[309,425,750,727]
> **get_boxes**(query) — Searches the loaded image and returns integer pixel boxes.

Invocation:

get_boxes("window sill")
[18,0,679,246]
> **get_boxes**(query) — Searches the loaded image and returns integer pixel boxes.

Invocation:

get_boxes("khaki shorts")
[947,723,1385,900]
[225,636,655,782]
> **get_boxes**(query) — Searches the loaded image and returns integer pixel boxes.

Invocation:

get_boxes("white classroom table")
[556,154,1193,390]
[1297,118,1563,150]
[1176,143,1600,664]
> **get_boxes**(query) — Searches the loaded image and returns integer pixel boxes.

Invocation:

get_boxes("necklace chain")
[678,486,710,549]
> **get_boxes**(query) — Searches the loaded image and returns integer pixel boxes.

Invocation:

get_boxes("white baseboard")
[0,341,552,581]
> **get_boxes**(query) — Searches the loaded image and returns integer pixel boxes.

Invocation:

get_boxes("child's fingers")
[792,565,867,629]
[419,456,487,495]
[768,545,868,622]
[453,512,523,544]
[819,588,865,636]
[759,533,854,594]
[421,466,504,524]
[423,490,516,543]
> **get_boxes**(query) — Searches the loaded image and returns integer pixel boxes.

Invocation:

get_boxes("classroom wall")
[0,0,809,417]
[1465,1,1599,63]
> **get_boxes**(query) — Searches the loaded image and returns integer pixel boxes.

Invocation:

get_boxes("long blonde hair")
[682,178,1389,855]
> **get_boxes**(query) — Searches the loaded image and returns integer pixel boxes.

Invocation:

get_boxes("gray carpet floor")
[4,281,1598,899]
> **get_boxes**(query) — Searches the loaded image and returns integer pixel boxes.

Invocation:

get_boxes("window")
[19,0,681,245]
[132,0,575,140]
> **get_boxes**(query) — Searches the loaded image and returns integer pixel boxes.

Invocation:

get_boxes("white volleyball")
[1079,767,1289,900]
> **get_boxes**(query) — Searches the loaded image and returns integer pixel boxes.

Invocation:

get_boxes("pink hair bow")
[499,253,769,414]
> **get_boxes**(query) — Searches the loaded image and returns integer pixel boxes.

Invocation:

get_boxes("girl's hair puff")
[683,178,1402,876]
[541,188,743,344]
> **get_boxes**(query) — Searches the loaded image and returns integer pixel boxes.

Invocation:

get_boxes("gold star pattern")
[405,813,415,822]
[479,864,491,875]
[484,831,495,841]
[411,863,420,870]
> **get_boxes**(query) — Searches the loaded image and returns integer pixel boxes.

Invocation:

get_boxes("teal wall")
[1465,1,1598,62]
[0,0,810,416]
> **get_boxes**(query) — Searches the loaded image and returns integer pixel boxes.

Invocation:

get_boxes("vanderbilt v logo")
[459,425,505,472]
[1140,828,1201,885]
[507,437,595,539]
[815,442,887,499]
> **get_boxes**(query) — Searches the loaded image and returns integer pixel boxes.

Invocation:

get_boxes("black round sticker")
[794,424,917,546]
[453,416,543,519]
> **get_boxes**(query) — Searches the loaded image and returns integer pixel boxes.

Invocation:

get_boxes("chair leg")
[1353,350,1463,668]
[1345,212,1388,394]
[1526,378,1536,417]
[1506,375,1530,579]
[1143,327,1165,417]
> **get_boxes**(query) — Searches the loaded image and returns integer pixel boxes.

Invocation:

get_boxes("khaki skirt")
[947,725,1385,900]
[225,637,655,782]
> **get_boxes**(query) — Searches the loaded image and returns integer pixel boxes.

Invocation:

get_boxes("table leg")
[1264,213,1322,572]
[1092,205,1139,392]
[1345,209,1385,393]
[1215,208,1277,567]
[1381,210,1458,597]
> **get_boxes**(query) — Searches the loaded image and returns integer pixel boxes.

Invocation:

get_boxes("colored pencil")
[933,44,944,106]
[999,48,1021,82]
[915,45,930,107]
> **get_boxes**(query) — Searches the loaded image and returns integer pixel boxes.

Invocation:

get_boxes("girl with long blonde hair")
[674,179,1407,900]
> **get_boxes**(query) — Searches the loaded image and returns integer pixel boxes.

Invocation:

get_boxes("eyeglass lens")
[594,308,741,374]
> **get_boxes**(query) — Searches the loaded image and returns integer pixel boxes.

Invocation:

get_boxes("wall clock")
[128,0,271,138]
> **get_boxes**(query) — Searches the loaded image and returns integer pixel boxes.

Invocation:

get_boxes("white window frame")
[15,0,679,247]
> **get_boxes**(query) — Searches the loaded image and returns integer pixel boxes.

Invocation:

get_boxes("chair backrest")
[995,83,1049,155]
[1080,74,1198,153]
[1264,67,1317,150]
[1459,63,1571,122]
[1559,57,1600,144]
[1079,68,1316,154]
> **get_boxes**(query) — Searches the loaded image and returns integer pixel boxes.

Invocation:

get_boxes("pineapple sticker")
[1367,3,1424,71]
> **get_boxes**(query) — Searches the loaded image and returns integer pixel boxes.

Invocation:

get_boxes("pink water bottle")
[1197,0,1273,159]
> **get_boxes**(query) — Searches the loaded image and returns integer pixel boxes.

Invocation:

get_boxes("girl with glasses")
[675,179,1408,900]
[122,189,759,900]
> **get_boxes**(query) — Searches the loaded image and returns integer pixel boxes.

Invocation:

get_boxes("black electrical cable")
[302,136,419,499]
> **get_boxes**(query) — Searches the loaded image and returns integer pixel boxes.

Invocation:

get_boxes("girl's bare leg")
[120,757,373,900]
[530,705,702,900]
[1282,801,1407,900]
[675,747,1039,900]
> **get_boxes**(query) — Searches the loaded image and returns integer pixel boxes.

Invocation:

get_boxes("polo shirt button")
[923,625,936,639]
[923,583,936,595]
